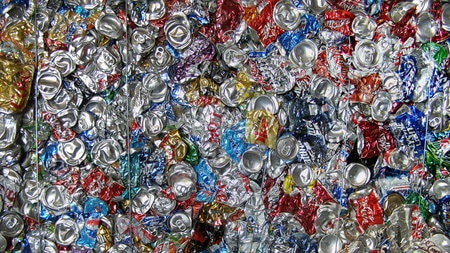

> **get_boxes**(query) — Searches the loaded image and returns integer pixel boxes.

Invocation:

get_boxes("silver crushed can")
[168,211,192,233]
[0,212,24,238]
[54,216,79,245]
[168,162,198,201]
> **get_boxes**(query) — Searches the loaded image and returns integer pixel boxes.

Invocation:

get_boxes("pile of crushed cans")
[0,0,449,252]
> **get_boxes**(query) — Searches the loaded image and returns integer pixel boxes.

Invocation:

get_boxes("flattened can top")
[344,163,371,187]
[168,211,192,233]
[289,39,318,69]
[276,134,298,161]
[54,217,79,245]
[273,0,303,31]
[0,212,24,238]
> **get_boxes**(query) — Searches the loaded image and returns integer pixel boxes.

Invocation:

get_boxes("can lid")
[219,77,239,107]
[382,192,404,217]
[291,163,314,187]
[387,148,412,171]
[151,196,176,216]
[49,50,75,77]
[91,139,122,168]
[267,149,287,179]
[40,185,71,213]
[55,217,79,245]
[168,211,192,233]
[37,66,63,101]
[0,234,6,252]
[95,12,123,39]
[353,39,381,70]
[106,244,133,253]
[131,188,155,215]
[276,135,298,161]
[131,28,156,55]
[344,163,371,187]
[429,178,450,201]
[222,45,248,69]
[0,212,24,238]
[248,94,279,114]
[273,0,303,31]
[371,91,392,122]
[289,39,318,69]
[164,13,192,50]
[239,148,264,175]
[319,234,343,253]
[443,3,450,31]
[351,15,377,40]
[416,12,438,42]
[302,0,329,14]
[58,137,87,166]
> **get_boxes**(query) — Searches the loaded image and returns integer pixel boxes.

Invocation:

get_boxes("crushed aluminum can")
[0,234,6,251]
[164,13,192,50]
[0,113,18,149]
[387,148,412,171]
[57,108,79,129]
[57,137,87,166]
[443,3,450,31]
[54,216,79,245]
[416,12,439,43]
[382,192,404,217]
[21,179,40,203]
[429,178,450,201]
[142,73,168,103]
[65,0,102,10]
[44,89,74,114]
[207,149,232,174]
[351,15,377,40]
[95,10,124,39]
[289,39,318,69]
[273,0,303,31]
[91,139,123,168]
[106,244,133,253]
[315,203,339,234]
[37,66,63,101]
[371,91,392,122]
[267,149,287,179]
[221,45,248,69]
[0,212,24,238]
[353,40,381,70]
[291,163,314,187]
[40,185,72,215]
[139,111,166,138]
[344,163,371,188]
[247,94,279,114]
[311,77,339,104]
[131,27,156,55]
[168,211,192,233]
[428,92,445,131]
[49,50,76,77]
[389,1,418,23]
[276,134,298,161]
[239,148,264,176]
[219,77,239,107]
[94,46,122,74]
[168,162,198,201]
[148,46,174,72]
[381,72,403,101]
[151,195,176,216]
[131,187,155,215]
[76,111,96,132]
[302,0,329,14]
[84,96,107,118]
[318,234,343,253]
